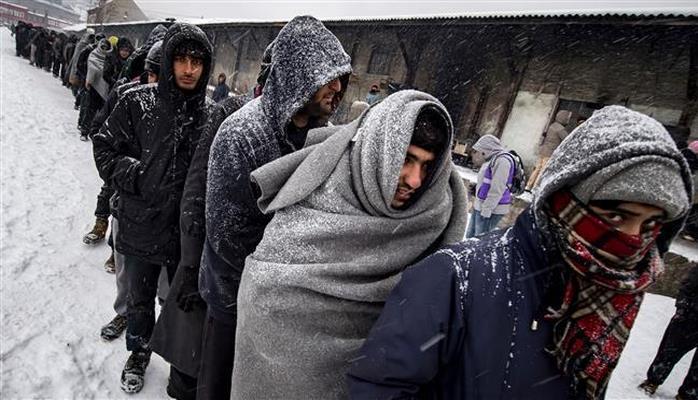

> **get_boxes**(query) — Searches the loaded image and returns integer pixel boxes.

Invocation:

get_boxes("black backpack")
[497,151,527,196]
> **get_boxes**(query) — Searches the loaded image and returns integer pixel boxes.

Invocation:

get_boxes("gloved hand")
[176,265,205,312]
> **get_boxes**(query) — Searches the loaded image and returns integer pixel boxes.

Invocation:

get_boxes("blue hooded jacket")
[347,105,693,399]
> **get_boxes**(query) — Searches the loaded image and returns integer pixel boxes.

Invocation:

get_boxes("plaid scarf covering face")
[545,191,664,399]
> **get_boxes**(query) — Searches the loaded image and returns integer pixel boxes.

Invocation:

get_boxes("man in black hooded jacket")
[92,23,213,394]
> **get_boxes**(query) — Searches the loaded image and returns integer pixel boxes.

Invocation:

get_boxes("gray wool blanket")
[86,39,111,100]
[231,90,468,400]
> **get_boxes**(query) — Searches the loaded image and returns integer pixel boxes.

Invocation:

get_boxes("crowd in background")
[9,16,698,400]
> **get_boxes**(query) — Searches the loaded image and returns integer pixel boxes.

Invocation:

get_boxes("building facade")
[88,13,698,169]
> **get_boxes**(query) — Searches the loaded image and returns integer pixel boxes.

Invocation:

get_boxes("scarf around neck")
[544,191,663,399]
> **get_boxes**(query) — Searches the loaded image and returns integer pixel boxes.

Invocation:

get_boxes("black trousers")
[168,366,197,400]
[646,307,698,399]
[124,255,176,352]
[196,311,236,400]
[95,184,115,219]
[78,88,104,135]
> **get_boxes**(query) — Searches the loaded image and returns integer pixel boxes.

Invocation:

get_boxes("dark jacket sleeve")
[89,86,120,138]
[201,121,272,323]
[92,97,143,195]
[347,252,466,399]
[103,54,117,88]
[678,266,698,310]
[179,105,227,267]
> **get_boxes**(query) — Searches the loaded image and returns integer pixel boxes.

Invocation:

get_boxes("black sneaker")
[639,380,659,395]
[120,350,151,393]
[100,314,127,341]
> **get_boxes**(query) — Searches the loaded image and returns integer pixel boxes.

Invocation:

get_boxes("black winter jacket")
[103,52,126,89]
[678,266,698,312]
[93,23,214,266]
[179,95,248,268]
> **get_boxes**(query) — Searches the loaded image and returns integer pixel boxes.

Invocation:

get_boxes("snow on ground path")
[0,29,169,399]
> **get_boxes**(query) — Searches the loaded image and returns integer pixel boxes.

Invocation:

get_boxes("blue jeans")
[465,210,504,238]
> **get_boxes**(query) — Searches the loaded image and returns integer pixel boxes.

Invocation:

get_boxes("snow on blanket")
[0,28,692,399]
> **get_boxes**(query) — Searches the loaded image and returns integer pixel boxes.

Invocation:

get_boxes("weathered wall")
[90,18,697,147]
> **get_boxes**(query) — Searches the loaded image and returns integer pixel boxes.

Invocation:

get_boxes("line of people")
[13,16,696,400]
[12,21,78,85]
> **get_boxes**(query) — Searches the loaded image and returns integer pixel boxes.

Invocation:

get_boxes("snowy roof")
[23,0,79,16]
[321,8,698,22]
[86,8,698,28]
[63,23,87,32]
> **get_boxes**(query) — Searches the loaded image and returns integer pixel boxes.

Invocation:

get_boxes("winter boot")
[120,350,151,393]
[639,380,659,395]
[100,314,127,341]
[83,217,108,245]
[104,253,115,274]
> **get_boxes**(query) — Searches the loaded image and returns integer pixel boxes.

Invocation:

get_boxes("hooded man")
[52,32,66,78]
[528,109,574,190]
[103,37,134,89]
[118,24,168,83]
[68,29,95,88]
[211,72,230,103]
[91,40,164,348]
[75,33,104,129]
[92,23,213,394]
[466,134,515,237]
[149,40,272,400]
[62,35,78,87]
[81,38,113,140]
[231,90,467,399]
[366,83,381,105]
[198,15,352,399]
[348,105,693,399]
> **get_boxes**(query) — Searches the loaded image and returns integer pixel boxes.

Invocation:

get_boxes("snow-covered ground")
[0,29,170,399]
[0,28,694,399]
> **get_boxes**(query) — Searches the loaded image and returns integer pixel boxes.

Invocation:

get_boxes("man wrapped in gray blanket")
[231,89,468,400]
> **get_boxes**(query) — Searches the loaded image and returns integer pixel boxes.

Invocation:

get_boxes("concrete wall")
[500,91,556,168]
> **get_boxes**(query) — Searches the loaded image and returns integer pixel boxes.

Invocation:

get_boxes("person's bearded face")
[305,78,342,118]
[392,145,435,209]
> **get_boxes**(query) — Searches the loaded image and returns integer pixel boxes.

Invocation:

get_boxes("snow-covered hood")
[261,15,352,133]
[533,105,693,254]
[158,23,213,103]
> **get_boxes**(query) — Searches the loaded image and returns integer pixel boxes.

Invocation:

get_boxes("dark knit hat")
[117,37,134,51]
[144,40,163,75]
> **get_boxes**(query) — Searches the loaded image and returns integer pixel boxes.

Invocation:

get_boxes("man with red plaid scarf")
[347,105,693,400]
